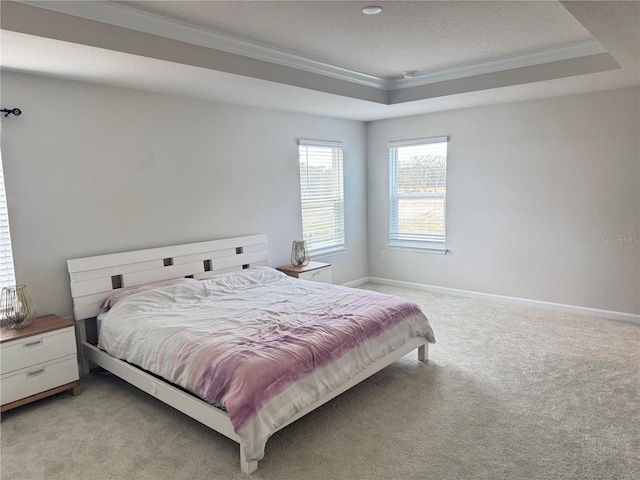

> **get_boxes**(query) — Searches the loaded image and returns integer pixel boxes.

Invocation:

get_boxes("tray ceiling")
[1,1,638,121]
[116,0,593,78]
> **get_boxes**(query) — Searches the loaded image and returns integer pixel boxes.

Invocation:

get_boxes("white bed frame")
[67,234,429,474]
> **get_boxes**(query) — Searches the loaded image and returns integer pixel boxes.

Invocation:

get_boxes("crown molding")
[17,0,390,90]
[16,1,607,94]
[391,40,608,89]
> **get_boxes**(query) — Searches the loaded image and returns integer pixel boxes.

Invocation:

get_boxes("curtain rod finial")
[1,108,21,117]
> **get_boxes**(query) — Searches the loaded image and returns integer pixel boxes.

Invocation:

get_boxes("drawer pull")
[27,368,46,377]
[23,339,43,348]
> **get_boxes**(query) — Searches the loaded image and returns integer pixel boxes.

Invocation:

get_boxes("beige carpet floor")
[1,283,638,480]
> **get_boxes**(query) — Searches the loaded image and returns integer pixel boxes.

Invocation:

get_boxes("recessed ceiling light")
[362,6,382,15]
[403,71,418,79]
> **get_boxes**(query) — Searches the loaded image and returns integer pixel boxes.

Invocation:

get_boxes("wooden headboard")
[68,234,268,320]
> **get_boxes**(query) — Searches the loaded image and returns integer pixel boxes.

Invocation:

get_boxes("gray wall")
[1,72,368,318]
[367,87,640,315]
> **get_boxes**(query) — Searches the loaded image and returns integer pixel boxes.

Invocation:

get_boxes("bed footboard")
[80,336,429,474]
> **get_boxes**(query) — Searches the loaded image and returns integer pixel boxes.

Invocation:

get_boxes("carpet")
[1,284,638,479]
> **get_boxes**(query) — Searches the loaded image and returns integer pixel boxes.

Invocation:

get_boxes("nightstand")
[277,261,332,284]
[1,314,80,419]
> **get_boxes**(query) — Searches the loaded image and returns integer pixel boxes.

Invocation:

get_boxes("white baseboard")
[361,276,640,324]
[341,277,370,288]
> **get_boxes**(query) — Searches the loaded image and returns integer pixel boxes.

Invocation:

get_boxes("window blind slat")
[299,143,345,254]
[0,151,16,287]
[389,138,447,248]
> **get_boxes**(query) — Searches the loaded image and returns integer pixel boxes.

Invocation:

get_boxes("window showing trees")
[298,140,345,255]
[388,137,448,251]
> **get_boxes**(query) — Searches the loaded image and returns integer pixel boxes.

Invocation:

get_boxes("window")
[298,139,345,255]
[0,152,16,287]
[388,137,448,252]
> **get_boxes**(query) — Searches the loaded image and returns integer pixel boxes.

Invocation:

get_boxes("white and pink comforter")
[98,267,435,462]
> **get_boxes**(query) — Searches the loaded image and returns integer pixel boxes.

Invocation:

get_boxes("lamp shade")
[1,285,37,329]
[291,241,310,267]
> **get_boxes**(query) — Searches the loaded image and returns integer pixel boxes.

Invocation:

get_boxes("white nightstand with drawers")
[277,261,332,284]
[1,315,80,420]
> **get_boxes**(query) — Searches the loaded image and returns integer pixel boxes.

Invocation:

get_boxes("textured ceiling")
[116,0,593,78]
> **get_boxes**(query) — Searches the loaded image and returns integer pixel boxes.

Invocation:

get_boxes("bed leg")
[240,445,258,474]
[418,344,428,363]
[77,319,91,376]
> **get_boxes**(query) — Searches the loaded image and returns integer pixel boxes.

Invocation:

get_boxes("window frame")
[298,139,346,257]
[388,136,448,254]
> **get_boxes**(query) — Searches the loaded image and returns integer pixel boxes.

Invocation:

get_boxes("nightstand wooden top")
[277,261,330,274]
[0,315,73,344]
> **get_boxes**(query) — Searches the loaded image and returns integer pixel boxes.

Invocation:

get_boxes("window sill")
[311,247,346,259]
[387,244,448,255]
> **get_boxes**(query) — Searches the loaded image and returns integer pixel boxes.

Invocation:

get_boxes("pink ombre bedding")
[98,267,435,462]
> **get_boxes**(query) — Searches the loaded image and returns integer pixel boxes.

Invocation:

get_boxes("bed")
[68,234,435,474]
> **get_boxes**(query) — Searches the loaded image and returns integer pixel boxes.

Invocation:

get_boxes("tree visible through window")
[298,140,345,255]
[389,137,448,250]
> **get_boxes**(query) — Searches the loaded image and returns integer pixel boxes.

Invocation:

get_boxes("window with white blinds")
[0,151,16,288]
[298,139,345,255]
[389,137,448,251]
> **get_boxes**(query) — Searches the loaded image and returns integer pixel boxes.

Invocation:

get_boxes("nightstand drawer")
[1,354,79,405]
[298,266,332,283]
[0,326,76,375]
